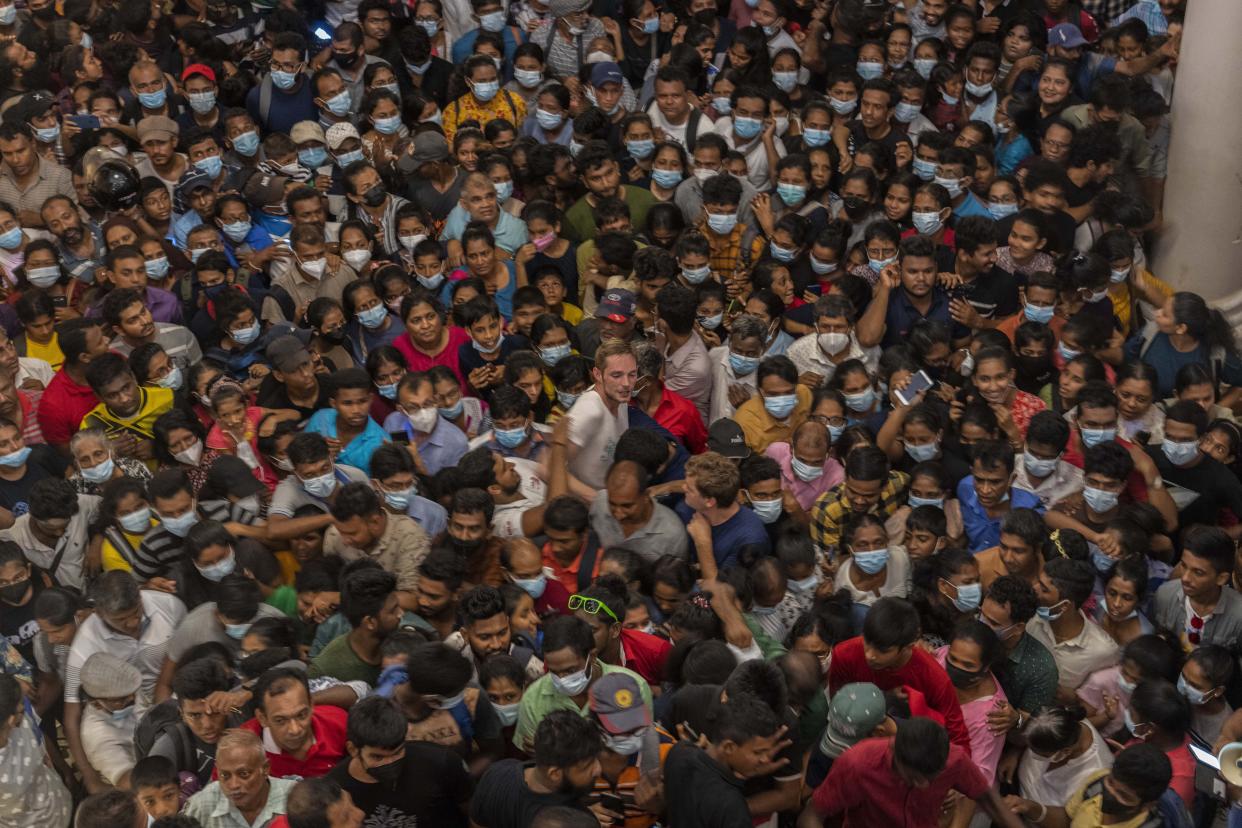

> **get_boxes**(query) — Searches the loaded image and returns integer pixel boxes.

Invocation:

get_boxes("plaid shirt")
[1110,0,1169,33]
[704,221,764,285]
[808,470,910,555]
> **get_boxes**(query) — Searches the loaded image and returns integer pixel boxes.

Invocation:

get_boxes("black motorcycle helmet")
[89,159,141,212]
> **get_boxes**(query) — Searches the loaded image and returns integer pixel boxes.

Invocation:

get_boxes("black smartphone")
[597,792,625,824]
[68,114,100,129]
[51,295,67,308]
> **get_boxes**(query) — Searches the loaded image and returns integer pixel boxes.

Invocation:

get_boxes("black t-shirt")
[664,742,753,828]
[0,570,46,663]
[1146,448,1242,531]
[955,266,1020,321]
[0,446,65,517]
[327,742,472,828]
[255,375,331,426]
[1063,176,1102,209]
[468,759,586,828]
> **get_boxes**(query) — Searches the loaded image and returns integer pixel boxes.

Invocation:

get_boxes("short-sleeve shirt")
[268,464,370,518]
[166,602,284,664]
[327,742,472,828]
[322,513,430,593]
[490,457,546,539]
[0,494,100,591]
[513,663,653,751]
[566,389,629,490]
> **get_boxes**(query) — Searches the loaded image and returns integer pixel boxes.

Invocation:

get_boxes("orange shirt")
[542,538,603,594]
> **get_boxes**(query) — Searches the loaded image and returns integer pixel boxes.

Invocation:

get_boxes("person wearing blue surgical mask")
[707,312,763,421]
[734,354,809,454]
[771,420,841,512]
[1013,411,1078,508]
[444,56,526,142]
[361,89,406,162]
[1095,557,1153,650]
[719,88,774,192]
[647,142,687,201]
[1146,401,1242,534]
[925,549,983,637]
[1178,646,1232,743]
[129,61,170,115]
[838,513,907,606]
[313,69,354,126]
[523,84,573,146]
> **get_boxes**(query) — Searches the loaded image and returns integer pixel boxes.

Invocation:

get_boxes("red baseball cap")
[181,63,216,83]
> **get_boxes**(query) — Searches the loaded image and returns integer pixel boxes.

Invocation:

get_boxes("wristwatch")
[1149,476,1164,490]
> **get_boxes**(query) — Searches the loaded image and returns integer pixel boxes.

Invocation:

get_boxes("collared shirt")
[809,471,910,555]
[1061,104,1152,178]
[442,88,528,145]
[304,409,390,476]
[382,410,469,474]
[64,589,186,705]
[1153,580,1242,655]
[881,287,951,349]
[663,334,712,421]
[264,260,360,324]
[269,464,370,518]
[0,156,76,218]
[786,332,879,382]
[992,633,1059,715]
[703,221,765,284]
[513,662,653,750]
[1012,457,1083,509]
[0,493,100,590]
[765,441,844,512]
[1026,610,1119,690]
[240,704,349,778]
[106,322,202,370]
[707,344,757,423]
[442,206,530,254]
[36,369,98,446]
[183,777,295,828]
[733,384,812,454]
[1103,0,1162,29]
[647,386,708,455]
[714,118,786,191]
[956,478,1045,552]
[323,513,430,593]
[589,489,690,564]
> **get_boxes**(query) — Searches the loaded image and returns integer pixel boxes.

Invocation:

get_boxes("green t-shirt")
[564,186,657,243]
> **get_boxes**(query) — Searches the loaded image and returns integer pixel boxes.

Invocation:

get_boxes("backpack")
[133,699,196,773]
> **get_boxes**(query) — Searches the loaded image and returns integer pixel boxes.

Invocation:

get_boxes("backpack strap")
[575,530,602,592]
[259,76,273,126]
[685,108,700,154]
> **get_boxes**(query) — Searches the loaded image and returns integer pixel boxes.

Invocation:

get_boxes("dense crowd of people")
[0,0,1222,824]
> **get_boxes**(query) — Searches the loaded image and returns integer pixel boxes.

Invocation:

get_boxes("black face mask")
[693,9,716,26]
[1099,784,1140,818]
[450,535,484,553]
[321,328,347,345]
[31,5,55,20]
[0,578,28,605]
[1015,354,1052,379]
[335,49,363,69]
[842,196,870,219]
[366,758,403,784]
[944,661,984,689]
[362,184,387,208]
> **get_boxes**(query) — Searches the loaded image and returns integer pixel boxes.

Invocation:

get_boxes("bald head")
[606,459,650,493]
[793,422,828,454]
[503,537,542,572]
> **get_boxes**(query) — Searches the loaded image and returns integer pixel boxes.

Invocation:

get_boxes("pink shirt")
[1076,664,1129,738]
[934,647,1008,782]
[392,326,471,388]
[765,441,844,511]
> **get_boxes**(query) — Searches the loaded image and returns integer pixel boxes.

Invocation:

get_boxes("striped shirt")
[132,498,260,581]
[808,471,910,556]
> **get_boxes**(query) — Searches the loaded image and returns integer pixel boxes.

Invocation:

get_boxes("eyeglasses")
[568,594,618,623]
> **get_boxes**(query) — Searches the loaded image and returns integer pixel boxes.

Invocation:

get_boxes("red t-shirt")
[239,704,349,779]
[619,627,672,686]
[535,576,571,617]
[1125,734,1194,807]
[36,369,98,446]
[650,388,708,454]
[811,737,988,827]
[827,637,970,751]
[392,326,471,388]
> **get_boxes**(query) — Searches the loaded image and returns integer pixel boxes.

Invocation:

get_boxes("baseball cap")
[174,169,214,204]
[411,131,449,166]
[819,682,886,758]
[266,333,313,373]
[1048,23,1088,50]
[590,673,652,734]
[243,171,291,211]
[290,121,326,146]
[79,653,142,700]
[707,419,748,459]
[137,115,179,144]
[6,90,55,126]
[325,122,361,151]
[181,63,216,83]
[589,62,624,88]
[595,289,636,323]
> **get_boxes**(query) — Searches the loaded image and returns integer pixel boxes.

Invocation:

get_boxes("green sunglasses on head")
[568,594,619,623]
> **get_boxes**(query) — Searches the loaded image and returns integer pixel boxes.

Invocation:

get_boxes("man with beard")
[40,193,105,283]
[310,566,402,685]
[444,585,544,683]
[323,484,429,613]
[414,546,468,640]
[0,41,52,98]
[439,487,506,588]
[0,122,74,229]
[471,710,604,828]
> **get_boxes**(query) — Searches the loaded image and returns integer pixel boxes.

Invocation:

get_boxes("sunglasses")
[568,594,618,623]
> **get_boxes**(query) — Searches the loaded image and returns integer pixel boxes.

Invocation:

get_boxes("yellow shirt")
[559,302,584,326]
[442,89,527,144]
[733,384,812,453]
[101,521,156,573]
[1108,268,1172,335]
[25,334,63,370]
[274,550,301,585]
[81,386,175,439]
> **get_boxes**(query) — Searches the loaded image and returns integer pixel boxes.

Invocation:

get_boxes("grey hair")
[1024,706,1086,755]
[88,571,140,616]
[633,340,664,380]
[69,427,109,461]
[729,313,767,343]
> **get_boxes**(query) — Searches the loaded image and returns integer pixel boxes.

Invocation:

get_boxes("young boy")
[548,354,592,423]
[1154,525,1242,653]
[411,239,451,304]
[663,694,785,828]
[132,755,184,821]
[480,653,527,741]
[532,267,583,326]
[455,296,532,401]
[510,286,547,340]
[904,504,948,560]
[304,368,389,476]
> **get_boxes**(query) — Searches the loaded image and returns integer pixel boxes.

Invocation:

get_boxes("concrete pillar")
[1150,0,1242,332]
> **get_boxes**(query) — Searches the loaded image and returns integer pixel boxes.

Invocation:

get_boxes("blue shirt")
[451,26,523,65]
[882,287,951,349]
[442,208,530,255]
[380,410,469,475]
[675,501,771,569]
[956,476,1044,552]
[304,409,391,476]
[996,134,1034,177]
[407,495,448,537]
[246,77,318,136]
[1125,331,1242,399]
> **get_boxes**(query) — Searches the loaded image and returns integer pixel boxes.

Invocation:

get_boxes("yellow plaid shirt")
[808,471,911,555]
[442,89,527,144]
[703,221,764,285]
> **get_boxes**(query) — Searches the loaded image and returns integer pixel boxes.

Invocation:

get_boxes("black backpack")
[133,699,196,772]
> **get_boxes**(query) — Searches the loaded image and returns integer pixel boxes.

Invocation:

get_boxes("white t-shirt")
[646,105,714,151]
[491,457,547,539]
[714,117,786,192]
[566,388,628,490]
[1017,722,1113,808]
